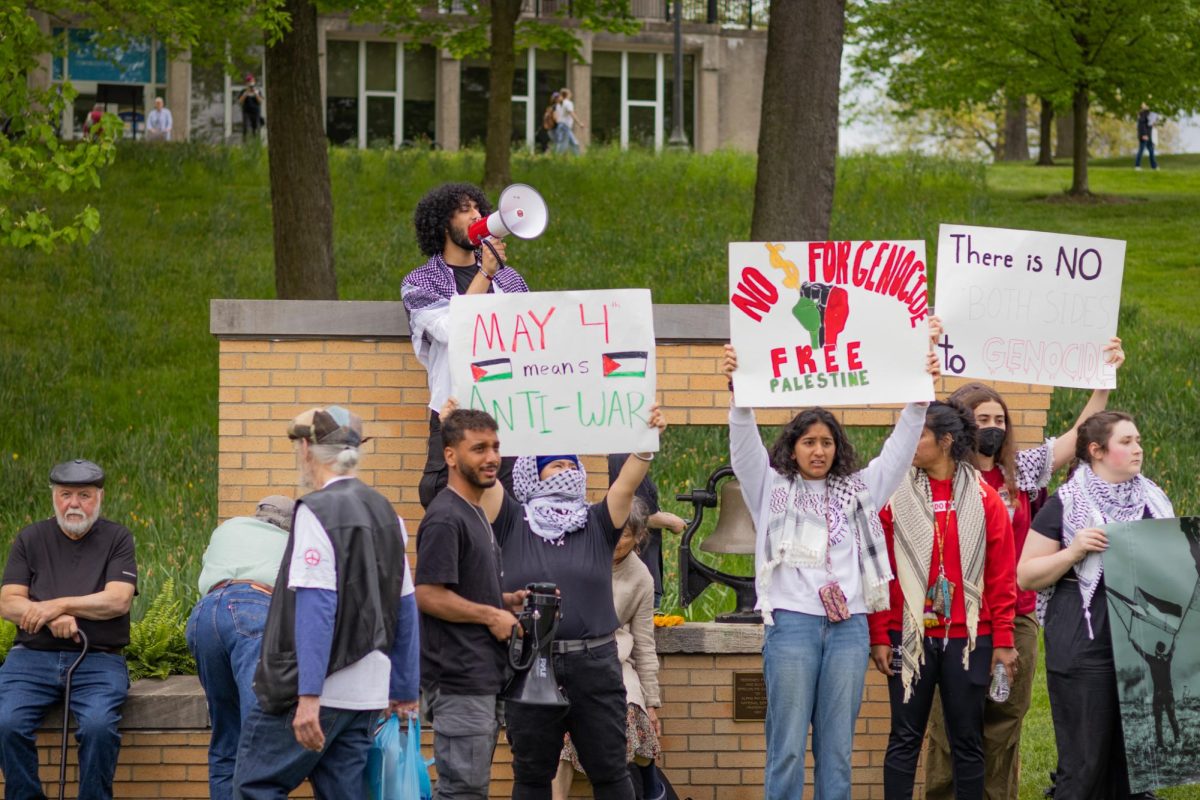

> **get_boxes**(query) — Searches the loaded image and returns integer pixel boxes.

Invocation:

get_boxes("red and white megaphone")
[467,183,549,247]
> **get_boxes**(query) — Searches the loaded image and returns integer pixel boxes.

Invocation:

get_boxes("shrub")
[0,619,15,663]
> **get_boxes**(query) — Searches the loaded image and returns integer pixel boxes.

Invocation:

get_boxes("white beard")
[56,505,100,538]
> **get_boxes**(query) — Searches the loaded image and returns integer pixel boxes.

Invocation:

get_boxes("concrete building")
[39,2,768,153]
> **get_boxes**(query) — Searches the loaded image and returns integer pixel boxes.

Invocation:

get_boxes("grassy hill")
[1,142,1197,799]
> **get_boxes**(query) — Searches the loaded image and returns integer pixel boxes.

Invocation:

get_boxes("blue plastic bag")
[365,714,403,800]
[366,713,432,800]
[403,716,433,800]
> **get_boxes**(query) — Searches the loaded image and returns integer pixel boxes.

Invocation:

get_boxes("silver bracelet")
[633,452,655,462]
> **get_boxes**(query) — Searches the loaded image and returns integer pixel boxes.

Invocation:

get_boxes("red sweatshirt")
[868,476,1017,649]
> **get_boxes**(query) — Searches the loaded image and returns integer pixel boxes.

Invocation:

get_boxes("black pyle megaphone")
[503,582,568,707]
[467,183,549,246]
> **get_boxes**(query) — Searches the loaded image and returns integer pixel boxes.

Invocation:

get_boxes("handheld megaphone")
[503,582,568,707]
[467,183,549,247]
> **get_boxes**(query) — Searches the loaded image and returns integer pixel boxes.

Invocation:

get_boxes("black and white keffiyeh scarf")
[1049,464,1173,638]
[400,254,529,363]
[512,455,589,545]
[757,470,893,625]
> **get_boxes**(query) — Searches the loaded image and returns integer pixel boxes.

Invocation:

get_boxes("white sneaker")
[1135,166,1143,170]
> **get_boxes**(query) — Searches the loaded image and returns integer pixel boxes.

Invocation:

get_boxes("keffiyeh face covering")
[512,455,589,545]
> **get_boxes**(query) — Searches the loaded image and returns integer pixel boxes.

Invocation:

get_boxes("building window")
[52,28,168,139]
[325,40,437,148]
[591,50,694,150]
[460,49,568,149]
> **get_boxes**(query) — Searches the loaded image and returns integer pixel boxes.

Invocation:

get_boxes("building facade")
[38,4,767,154]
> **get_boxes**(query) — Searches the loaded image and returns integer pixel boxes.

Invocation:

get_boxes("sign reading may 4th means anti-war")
[729,241,935,407]
[448,289,659,457]
[934,224,1125,389]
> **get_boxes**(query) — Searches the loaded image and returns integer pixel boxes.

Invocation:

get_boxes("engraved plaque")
[732,671,767,721]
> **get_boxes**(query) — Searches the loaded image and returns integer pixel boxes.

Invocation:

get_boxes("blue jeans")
[1135,138,1157,168]
[762,611,869,800]
[186,583,271,800]
[232,703,375,799]
[554,123,579,155]
[0,646,129,800]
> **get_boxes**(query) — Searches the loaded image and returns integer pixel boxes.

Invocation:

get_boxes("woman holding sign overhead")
[922,337,1126,800]
[448,396,666,800]
[721,319,941,800]
[1018,411,1175,800]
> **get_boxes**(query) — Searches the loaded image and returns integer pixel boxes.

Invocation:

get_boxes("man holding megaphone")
[402,182,548,509]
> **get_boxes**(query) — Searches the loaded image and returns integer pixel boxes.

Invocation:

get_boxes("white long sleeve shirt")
[729,402,926,617]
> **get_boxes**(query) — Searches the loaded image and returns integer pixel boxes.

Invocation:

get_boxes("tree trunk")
[1056,107,1074,159]
[482,0,523,191]
[265,0,336,299]
[1001,93,1029,161]
[750,0,845,240]
[1037,97,1055,166]
[1069,85,1089,196]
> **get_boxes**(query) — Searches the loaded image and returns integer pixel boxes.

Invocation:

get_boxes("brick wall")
[216,338,1051,523]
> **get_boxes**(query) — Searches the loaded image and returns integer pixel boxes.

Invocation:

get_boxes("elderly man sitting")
[186,494,295,800]
[0,459,137,800]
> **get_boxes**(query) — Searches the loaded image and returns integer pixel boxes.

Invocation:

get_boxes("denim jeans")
[0,646,129,800]
[186,583,271,800]
[761,611,869,800]
[1135,139,1157,168]
[554,123,580,155]
[232,703,375,799]
[504,641,633,800]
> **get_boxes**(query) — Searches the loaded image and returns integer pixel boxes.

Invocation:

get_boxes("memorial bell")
[677,465,761,623]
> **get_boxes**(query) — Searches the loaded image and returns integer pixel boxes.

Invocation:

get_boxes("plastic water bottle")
[989,662,1010,703]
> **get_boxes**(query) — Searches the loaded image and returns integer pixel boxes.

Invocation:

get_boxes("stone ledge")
[41,675,209,731]
[210,300,728,343]
[654,622,763,654]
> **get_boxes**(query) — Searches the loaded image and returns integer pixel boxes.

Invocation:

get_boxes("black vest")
[253,478,406,714]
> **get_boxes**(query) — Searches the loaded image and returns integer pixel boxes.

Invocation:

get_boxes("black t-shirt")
[494,493,622,640]
[451,263,492,295]
[415,489,506,695]
[1031,494,1152,672]
[1,518,138,652]
[608,453,664,593]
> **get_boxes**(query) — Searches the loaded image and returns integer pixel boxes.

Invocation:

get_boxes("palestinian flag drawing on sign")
[602,351,648,378]
[471,358,513,383]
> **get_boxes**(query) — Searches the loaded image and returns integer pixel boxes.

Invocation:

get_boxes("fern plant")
[124,578,196,680]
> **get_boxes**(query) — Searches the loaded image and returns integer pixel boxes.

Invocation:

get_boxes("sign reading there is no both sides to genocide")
[934,223,1125,390]
[448,289,659,457]
[728,240,935,408]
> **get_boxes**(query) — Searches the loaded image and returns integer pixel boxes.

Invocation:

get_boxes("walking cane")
[59,629,90,800]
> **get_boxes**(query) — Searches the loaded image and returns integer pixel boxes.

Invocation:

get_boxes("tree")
[1036,97,1055,165]
[1001,93,1029,161]
[850,0,1200,195]
[751,0,845,241]
[3,2,287,251]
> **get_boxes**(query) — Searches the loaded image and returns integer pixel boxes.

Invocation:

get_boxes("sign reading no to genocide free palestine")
[448,289,659,457]
[934,224,1126,389]
[728,241,935,408]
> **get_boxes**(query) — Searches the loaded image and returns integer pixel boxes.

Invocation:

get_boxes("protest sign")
[448,289,659,456]
[1103,517,1200,793]
[728,240,934,407]
[934,224,1125,389]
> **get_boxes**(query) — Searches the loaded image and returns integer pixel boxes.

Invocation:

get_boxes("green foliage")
[124,579,196,681]
[0,619,16,664]
[0,5,119,251]
[850,0,1200,119]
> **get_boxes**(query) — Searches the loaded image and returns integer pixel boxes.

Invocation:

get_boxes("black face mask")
[977,427,1006,458]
